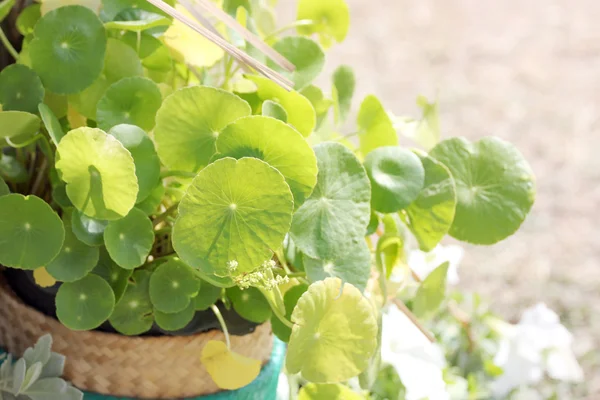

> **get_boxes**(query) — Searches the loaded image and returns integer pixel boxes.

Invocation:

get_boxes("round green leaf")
[38,103,64,146]
[0,194,64,269]
[357,95,397,156]
[29,5,107,94]
[16,3,40,35]
[290,142,371,260]
[104,208,154,269]
[296,0,349,47]
[194,279,222,311]
[154,86,251,172]
[0,64,44,113]
[109,124,160,203]
[271,283,307,343]
[226,286,271,323]
[0,176,9,196]
[103,38,143,84]
[304,240,371,292]
[429,137,536,244]
[154,301,195,331]
[149,260,200,313]
[364,146,425,213]
[56,274,115,330]
[93,247,132,302]
[217,116,318,207]
[47,213,100,282]
[71,210,108,246]
[109,269,153,335]
[286,278,378,383]
[96,76,162,131]
[105,9,170,31]
[55,127,139,220]
[67,78,109,120]
[405,150,457,252]
[245,75,316,137]
[172,157,294,280]
[0,111,40,139]
[268,37,325,90]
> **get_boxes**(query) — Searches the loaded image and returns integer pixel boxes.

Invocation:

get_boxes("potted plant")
[0,0,536,398]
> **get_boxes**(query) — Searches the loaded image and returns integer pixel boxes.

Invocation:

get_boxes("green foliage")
[0,194,64,270]
[29,6,106,94]
[0,64,44,113]
[0,334,83,399]
[430,137,535,244]
[286,278,378,383]
[0,1,539,393]
[364,146,425,213]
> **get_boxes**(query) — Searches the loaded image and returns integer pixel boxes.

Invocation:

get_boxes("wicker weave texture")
[0,277,273,399]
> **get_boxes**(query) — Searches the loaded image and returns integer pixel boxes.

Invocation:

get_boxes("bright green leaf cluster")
[0,0,538,392]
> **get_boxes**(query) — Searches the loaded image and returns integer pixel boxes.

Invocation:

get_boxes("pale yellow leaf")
[163,5,224,68]
[200,340,261,390]
[33,267,57,288]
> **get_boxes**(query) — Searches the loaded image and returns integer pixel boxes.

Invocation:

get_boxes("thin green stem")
[0,27,18,60]
[5,134,42,148]
[211,304,231,349]
[152,203,179,226]
[160,170,197,179]
[264,19,315,41]
[271,301,294,329]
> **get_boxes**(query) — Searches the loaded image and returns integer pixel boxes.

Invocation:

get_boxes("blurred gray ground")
[278,0,600,393]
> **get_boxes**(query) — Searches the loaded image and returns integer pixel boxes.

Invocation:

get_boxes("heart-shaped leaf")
[429,137,535,244]
[172,157,294,282]
[154,86,251,172]
[104,208,154,269]
[0,194,64,270]
[0,64,44,113]
[29,5,106,94]
[286,278,378,383]
[55,127,138,220]
[216,116,318,207]
[364,146,425,213]
[56,274,115,330]
[290,142,371,260]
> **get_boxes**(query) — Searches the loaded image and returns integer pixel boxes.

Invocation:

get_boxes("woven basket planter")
[0,275,275,399]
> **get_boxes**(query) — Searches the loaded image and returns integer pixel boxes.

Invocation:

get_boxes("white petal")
[546,346,584,383]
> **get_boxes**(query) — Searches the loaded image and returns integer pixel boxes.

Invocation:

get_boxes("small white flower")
[382,304,450,400]
[490,303,583,398]
[408,244,463,285]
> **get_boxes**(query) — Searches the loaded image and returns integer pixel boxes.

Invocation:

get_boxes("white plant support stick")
[145,0,294,90]
[192,0,296,72]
